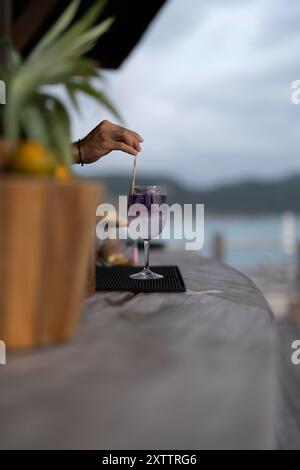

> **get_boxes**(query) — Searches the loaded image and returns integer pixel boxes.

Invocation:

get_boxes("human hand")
[73,120,144,164]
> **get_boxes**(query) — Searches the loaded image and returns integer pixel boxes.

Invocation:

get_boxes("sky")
[69,0,300,189]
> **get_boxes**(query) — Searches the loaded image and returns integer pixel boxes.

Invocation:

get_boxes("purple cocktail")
[128,185,167,280]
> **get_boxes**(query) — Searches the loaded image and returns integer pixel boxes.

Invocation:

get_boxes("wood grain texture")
[0,177,102,349]
[0,250,275,449]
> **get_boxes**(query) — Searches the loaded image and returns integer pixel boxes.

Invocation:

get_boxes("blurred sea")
[167,213,300,270]
[204,215,300,269]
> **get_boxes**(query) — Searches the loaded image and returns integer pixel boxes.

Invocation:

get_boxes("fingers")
[125,129,144,143]
[132,131,144,143]
[98,120,144,157]
[114,141,138,156]
[114,123,143,143]
[122,131,141,152]
[113,128,143,154]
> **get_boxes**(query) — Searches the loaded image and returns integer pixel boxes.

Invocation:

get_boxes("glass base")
[130,267,163,280]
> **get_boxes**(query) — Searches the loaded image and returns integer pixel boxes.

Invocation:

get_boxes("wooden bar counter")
[0,250,275,449]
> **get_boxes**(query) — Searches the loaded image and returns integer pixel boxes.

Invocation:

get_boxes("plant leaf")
[20,104,53,149]
[65,83,80,112]
[66,18,114,58]
[11,49,22,68]
[45,96,72,166]
[54,0,110,50]
[2,0,121,168]
[29,0,81,60]
[22,94,72,166]
[71,80,123,122]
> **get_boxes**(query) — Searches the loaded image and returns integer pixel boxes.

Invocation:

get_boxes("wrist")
[72,141,84,165]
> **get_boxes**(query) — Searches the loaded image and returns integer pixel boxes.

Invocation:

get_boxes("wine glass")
[128,185,167,280]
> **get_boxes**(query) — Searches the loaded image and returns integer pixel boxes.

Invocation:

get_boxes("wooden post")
[288,241,300,320]
[12,0,59,52]
[0,0,12,66]
[213,232,225,262]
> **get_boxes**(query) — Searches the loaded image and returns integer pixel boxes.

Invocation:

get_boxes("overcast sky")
[71,0,300,189]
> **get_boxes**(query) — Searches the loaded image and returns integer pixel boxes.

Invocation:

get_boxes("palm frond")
[70,79,122,122]
[2,0,120,168]
[28,0,81,61]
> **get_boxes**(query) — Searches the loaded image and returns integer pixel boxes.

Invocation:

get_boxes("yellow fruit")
[55,164,72,180]
[11,141,56,175]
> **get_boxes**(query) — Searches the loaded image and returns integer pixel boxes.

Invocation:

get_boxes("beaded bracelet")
[77,139,84,166]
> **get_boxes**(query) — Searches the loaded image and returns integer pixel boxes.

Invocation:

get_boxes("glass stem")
[144,240,150,270]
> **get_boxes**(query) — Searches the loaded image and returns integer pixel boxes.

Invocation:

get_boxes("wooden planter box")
[0,177,102,350]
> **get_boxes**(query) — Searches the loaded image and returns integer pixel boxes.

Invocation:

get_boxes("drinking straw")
[130,155,137,194]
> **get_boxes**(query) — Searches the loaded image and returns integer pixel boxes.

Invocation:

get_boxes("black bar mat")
[96,265,186,293]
